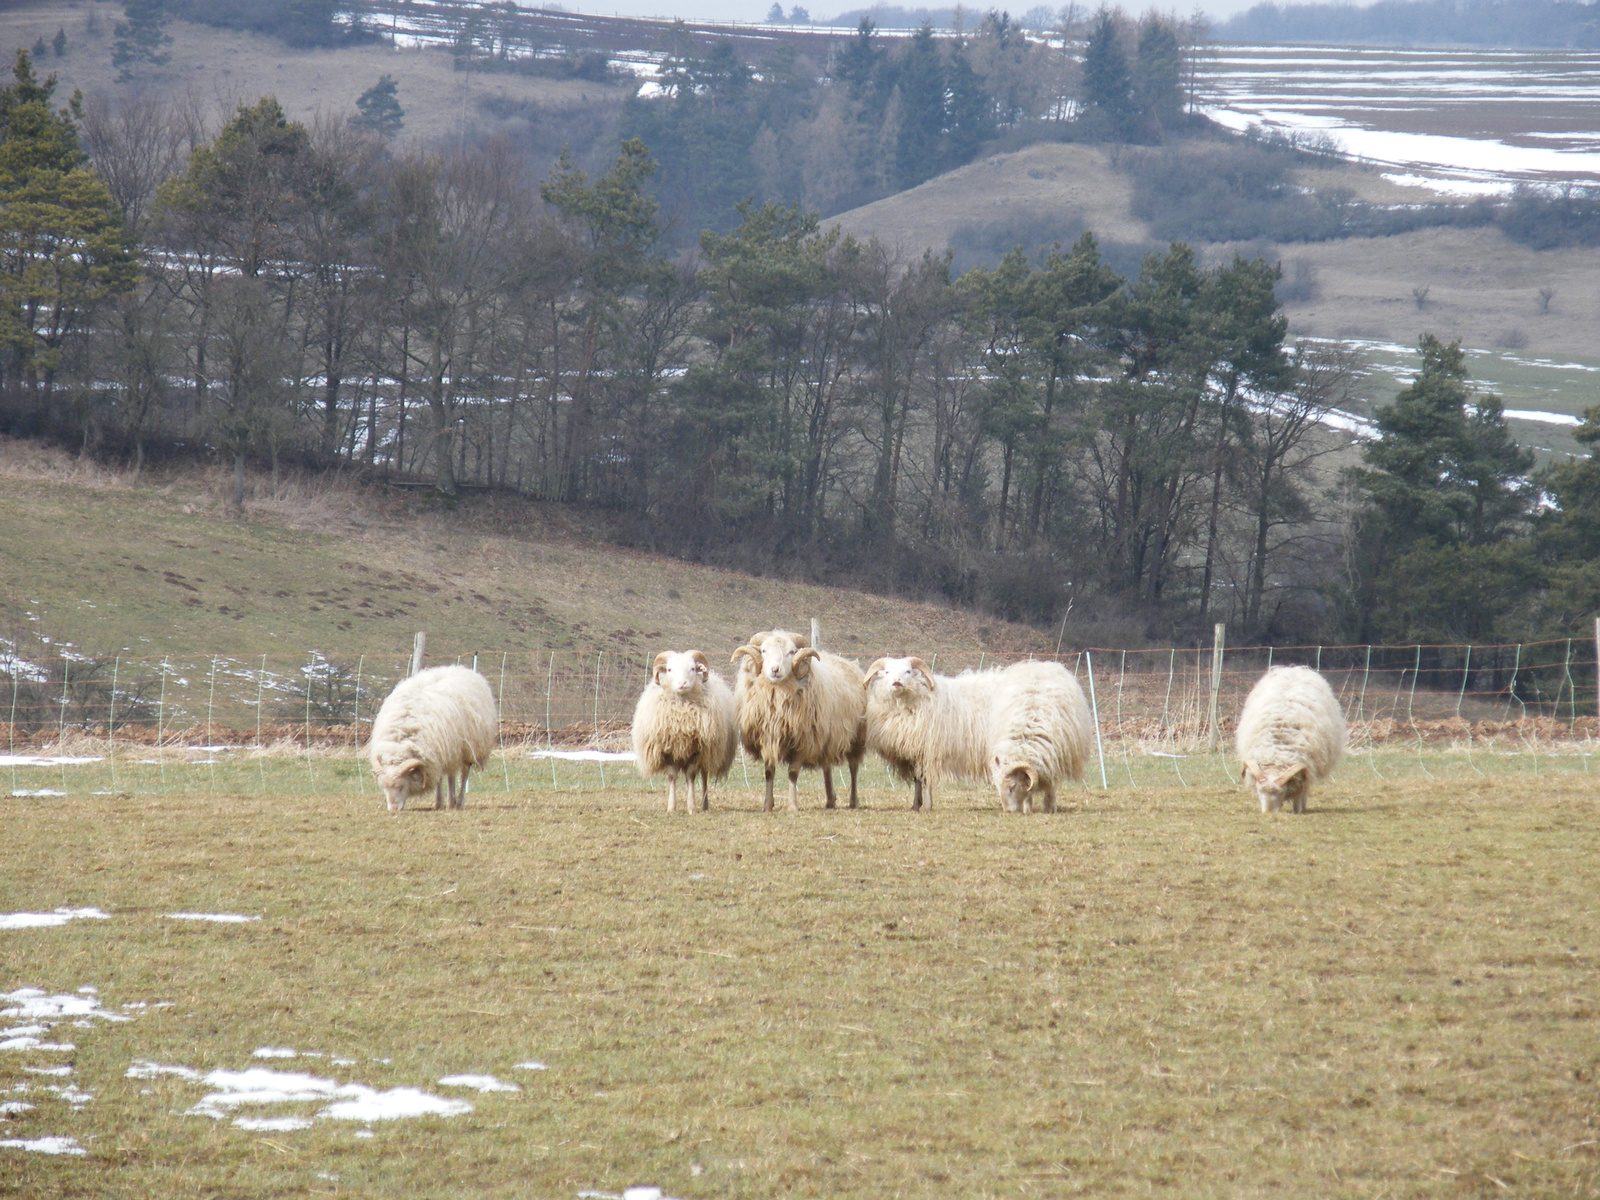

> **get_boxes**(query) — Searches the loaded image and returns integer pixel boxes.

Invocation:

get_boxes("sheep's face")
[1243,762,1306,813]
[757,636,805,684]
[995,761,1039,813]
[655,650,709,698]
[379,759,431,812]
[865,657,934,703]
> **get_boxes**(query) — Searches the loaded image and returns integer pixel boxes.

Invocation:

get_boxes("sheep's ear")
[689,650,710,678]
[863,658,889,688]
[651,651,671,685]
[908,657,935,690]
[792,647,820,679]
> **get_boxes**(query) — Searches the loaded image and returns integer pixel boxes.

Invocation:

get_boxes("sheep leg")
[698,770,710,813]
[457,766,470,810]
[764,765,775,812]
[911,778,922,811]
[1293,783,1307,815]
[1041,785,1056,814]
[666,766,679,814]
[435,779,446,811]
[787,766,801,814]
[823,768,837,810]
[847,759,860,809]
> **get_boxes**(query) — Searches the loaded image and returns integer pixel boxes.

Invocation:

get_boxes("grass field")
[0,440,1052,663]
[2,754,1598,1198]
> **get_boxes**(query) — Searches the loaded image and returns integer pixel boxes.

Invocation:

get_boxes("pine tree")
[1355,334,1538,641]
[52,28,67,58]
[112,0,172,82]
[893,25,946,189]
[1134,20,1183,127]
[1080,10,1132,124]
[353,75,404,138]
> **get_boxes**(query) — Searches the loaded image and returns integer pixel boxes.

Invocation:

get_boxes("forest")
[0,10,1596,651]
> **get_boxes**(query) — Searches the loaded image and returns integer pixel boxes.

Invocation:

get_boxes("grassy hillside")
[0,440,1050,664]
[0,1,619,154]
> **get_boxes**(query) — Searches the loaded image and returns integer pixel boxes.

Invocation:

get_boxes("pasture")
[3,752,1597,1198]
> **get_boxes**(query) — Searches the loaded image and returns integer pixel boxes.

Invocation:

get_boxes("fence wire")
[1,639,1595,797]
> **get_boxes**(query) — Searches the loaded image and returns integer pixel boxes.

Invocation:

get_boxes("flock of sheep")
[365,630,1348,816]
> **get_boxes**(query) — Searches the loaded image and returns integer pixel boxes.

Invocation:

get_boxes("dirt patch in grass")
[1,759,1597,1197]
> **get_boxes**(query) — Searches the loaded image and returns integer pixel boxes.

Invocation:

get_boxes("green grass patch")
[2,759,1598,1197]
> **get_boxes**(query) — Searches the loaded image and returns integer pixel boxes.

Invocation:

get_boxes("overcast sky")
[546,1,1276,27]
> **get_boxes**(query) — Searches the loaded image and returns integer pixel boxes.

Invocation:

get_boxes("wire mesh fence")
[1,637,1595,797]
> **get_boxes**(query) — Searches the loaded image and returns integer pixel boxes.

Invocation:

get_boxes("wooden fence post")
[411,631,426,676]
[810,617,821,648]
[1207,623,1226,752]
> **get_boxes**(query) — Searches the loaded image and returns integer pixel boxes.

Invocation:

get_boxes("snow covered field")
[1201,44,1600,193]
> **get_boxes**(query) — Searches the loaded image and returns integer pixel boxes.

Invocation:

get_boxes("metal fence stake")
[1084,650,1108,791]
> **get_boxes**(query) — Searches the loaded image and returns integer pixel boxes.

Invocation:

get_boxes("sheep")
[368,665,498,813]
[987,661,1093,814]
[863,657,1091,814]
[1235,665,1346,814]
[862,657,999,810]
[630,650,738,813]
[731,629,867,813]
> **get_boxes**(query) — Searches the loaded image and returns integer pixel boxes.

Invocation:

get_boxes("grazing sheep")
[862,657,1000,810]
[987,662,1093,814]
[1235,665,1346,814]
[631,650,738,813]
[732,629,867,813]
[368,665,498,813]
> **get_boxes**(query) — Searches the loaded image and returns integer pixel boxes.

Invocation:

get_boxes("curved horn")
[792,646,820,679]
[1274,766,1305,788]
[730,645,759,667]
[651,651,671,684]
[689,650,711,675]
[907,657,936,689]
[1242,759,1262,783]
[863,658,890,688]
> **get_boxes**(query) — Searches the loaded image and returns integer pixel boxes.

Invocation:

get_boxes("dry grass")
[2,754,1597,1198]
[0,1,617,150]
[0,440,1055,662]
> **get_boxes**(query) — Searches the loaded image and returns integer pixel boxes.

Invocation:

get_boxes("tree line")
[0,50,1595,653]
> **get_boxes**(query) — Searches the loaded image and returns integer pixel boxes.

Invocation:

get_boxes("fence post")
[594,651,605,789]
[499,651,511,793]
[1207,623,1225,753]
[1084,650,1109,790]
[1594,617,1600,719]
[107,656,119,791]
[810,617,821,648]
[411,631,427,677]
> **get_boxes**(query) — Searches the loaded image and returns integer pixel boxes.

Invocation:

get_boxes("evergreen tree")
[766,2,785,21]
[353,75,403,138]
[944,39,994,167]
[1080,10,1132,125]
[1354,334,1537,641]
[893,25,946,190]
[834,18,884,99]
[1535,404,1600,631]
[0,52,138,413]
[112,0,172,82]
[1134,20,1183,128]
[52,27,67,58]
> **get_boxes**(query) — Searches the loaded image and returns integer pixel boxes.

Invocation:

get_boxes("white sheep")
[631,650,739,813]
[368,665,498,813]
[987,661,1093,814]
[862,657,999,810]
[732,629,867,813]
[1235,665,1346,814]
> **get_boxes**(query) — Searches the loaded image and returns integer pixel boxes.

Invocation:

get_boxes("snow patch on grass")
[0,908,110,931]
[438,1073,520,1093]
[0,1135,86,1156]
[167,913,261,924]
